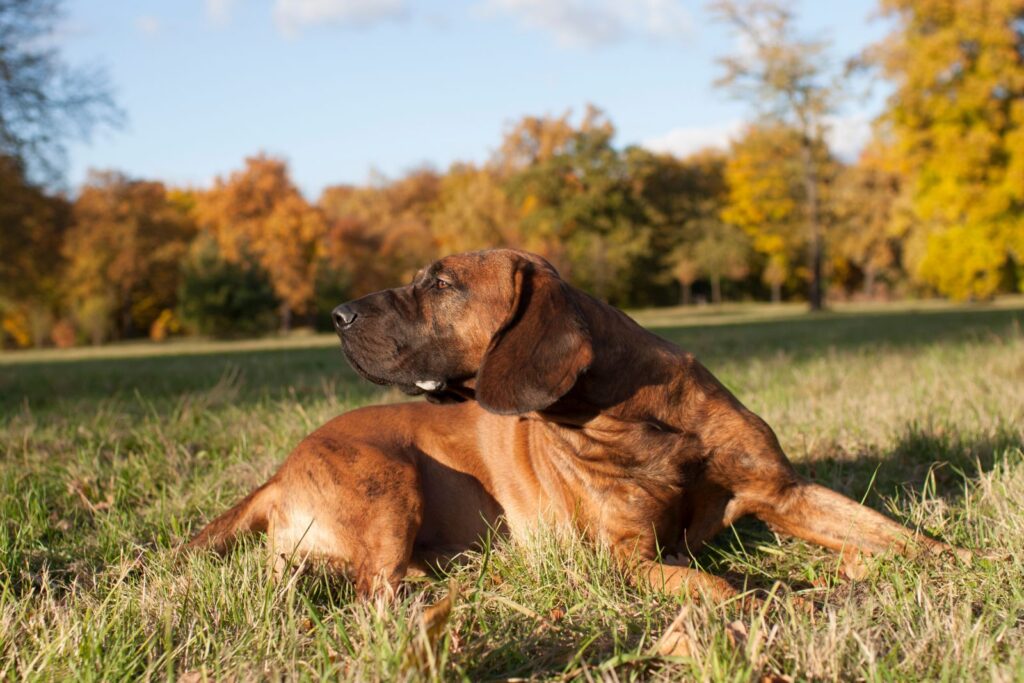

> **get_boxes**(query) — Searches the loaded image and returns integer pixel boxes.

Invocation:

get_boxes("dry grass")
[1,299,1022,680]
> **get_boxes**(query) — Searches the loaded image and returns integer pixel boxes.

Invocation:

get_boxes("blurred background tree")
[868,0,1024,300]
[63,171,195,342]
[195,155,325,330]
[0,0,121,184]
[3,0,1023,348]
[711,0,844,311]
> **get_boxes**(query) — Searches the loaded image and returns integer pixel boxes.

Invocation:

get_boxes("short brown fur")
[189,249,968,600]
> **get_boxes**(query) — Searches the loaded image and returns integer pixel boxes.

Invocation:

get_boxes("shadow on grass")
[652,305,1023,364]
[699,423,1023,593]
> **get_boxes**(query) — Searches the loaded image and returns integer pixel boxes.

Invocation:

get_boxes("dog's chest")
[525,420,696,547]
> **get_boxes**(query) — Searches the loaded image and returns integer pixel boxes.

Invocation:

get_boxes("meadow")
[1,299,1023,681]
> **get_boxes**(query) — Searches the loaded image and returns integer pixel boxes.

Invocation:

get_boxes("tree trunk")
[801,139,824,312]
[863,266,876,299]
[680,281,692,306]
[711,274,722,305]
[771,280,781,304]
[280,305,292,332]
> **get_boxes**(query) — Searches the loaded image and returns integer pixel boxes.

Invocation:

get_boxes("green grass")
[1,298,1023,681]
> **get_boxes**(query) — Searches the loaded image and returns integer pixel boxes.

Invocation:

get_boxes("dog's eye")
[435,278,451,290]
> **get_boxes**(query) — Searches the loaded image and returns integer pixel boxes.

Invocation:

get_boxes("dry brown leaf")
[403,578,459,676]
[842,550,869,581]
[652,606,698,659]
[725,620,748,650]
[759,674,794,683]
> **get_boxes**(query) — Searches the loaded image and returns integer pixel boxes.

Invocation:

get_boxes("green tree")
[869,0,1024,299]
[504,107,651,304]
[177,235,280,338]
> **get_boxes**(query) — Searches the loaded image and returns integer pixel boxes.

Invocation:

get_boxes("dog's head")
[333,249,593,415]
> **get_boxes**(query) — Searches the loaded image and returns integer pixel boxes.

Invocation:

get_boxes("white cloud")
[205,0,237,25]
[135,15,161,36]
[642,119,744,158]
[273,0,406,36]
[825,113,872,161]
[642,113,874,160]
[480,0,691,48]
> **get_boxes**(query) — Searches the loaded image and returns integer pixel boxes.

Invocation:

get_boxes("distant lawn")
[1,298,1022,680]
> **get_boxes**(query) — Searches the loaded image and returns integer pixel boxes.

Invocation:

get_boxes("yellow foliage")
[2,311,31,348]
[874,0,1024,298]
[722,124,807,279]
[149,309,181,341]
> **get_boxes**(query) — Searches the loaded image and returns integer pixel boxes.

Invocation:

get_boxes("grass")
[1,297,1023,681]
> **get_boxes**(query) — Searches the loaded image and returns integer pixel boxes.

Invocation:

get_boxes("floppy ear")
[476,260,593,415]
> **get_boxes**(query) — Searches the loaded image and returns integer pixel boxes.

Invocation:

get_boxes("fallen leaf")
[842,550,869,581]
[652,606,698,658]
[725,620,748,650]
[403,578,459,676]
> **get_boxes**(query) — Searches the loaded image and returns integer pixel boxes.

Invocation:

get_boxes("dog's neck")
[535,293,696,428]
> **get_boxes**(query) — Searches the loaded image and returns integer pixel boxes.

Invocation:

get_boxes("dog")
[188,249,967,599]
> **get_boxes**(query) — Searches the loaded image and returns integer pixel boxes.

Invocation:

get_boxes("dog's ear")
[476,259,593,415]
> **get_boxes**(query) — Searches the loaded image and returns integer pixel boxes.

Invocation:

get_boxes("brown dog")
[189,249,966,599]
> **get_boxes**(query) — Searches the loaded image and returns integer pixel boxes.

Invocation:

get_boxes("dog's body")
[189,249,964,599]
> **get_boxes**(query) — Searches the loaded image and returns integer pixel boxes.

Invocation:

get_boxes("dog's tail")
[186,480,277,555]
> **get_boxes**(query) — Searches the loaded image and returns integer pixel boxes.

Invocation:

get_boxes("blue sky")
[62,0,892,199]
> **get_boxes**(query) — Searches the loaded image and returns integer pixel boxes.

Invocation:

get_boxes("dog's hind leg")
[266,443,425,598]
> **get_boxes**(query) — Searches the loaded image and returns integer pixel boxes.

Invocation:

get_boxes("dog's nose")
[332,304,358,330]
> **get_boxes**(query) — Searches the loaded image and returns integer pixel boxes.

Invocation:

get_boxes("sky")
[61,0,893,199]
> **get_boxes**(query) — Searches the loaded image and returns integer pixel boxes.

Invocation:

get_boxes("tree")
[196,155,326,328]
[691,212,752,304]
[625,147,732,305]
[0,156,69,303]
[721,124,808,302]
[430,163,519,253]
[319,167,441,297]
[504,107,652,304]
[0,0,121,182]
[711,0,844,310]
[832,143,906,298]
[868,0,1024,300]
[63,171,195,339]
[177,235,280,338]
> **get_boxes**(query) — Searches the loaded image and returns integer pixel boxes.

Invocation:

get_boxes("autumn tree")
[319,167,441,298]
[868,0,1024,299]
[492,110,578,175]
[504,108,652,304]
[722,124,809,302]
[711,0,844,310]
[430,163,519,254]
[63,171,195,341]
[832,143,906,298]
[0,154,70,346]
[0,0,121,182]
[196,155,325,329]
